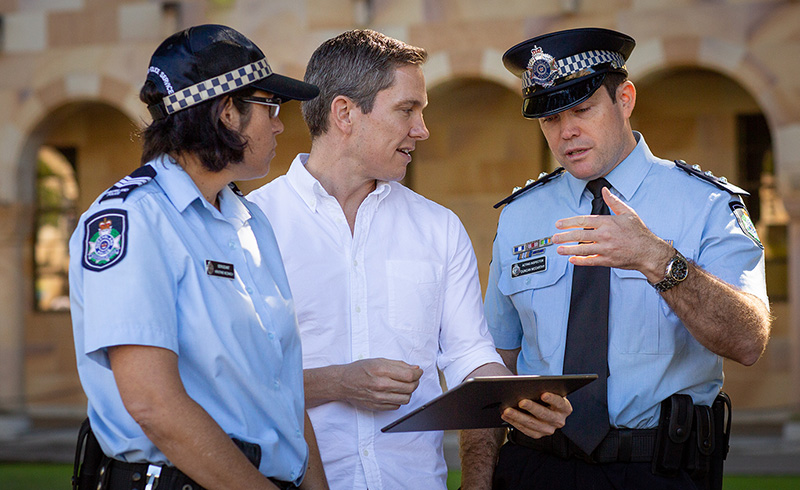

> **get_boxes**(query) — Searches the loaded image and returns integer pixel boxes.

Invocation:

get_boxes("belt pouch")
[73,418,104,490]
[706,392,731,490]
[685,405,714,479]
[652,394,693,476]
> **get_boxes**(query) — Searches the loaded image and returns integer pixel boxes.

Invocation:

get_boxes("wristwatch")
[650,250,689,292]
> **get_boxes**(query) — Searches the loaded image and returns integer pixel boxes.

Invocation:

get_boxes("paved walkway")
[2,414,798,475]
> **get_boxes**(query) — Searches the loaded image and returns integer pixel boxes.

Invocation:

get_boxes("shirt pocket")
[610,267,688,354]
[386,260,443,334]
[497,255,569,360]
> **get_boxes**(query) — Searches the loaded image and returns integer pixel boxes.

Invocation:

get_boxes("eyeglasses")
[240,96,282,118]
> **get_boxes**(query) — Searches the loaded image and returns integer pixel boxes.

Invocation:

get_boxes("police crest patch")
[729,201,763,249]
[82,209,128,271]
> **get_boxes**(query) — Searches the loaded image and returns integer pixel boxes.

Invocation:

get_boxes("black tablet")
[381,374,597,433]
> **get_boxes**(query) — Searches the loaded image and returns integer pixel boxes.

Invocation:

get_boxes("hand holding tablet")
[381,374,596,432]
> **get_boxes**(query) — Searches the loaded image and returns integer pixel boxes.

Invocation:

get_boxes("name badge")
[511,256,547,277]
[206,260,235,279]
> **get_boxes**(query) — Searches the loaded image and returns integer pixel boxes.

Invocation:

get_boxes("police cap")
[145,24,319,120]
[502,27,635,119]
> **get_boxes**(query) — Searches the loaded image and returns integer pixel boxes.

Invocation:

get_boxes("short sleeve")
[76,204,180,367]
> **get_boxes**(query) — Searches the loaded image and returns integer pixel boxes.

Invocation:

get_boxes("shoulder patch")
[494,167,566,208]
[674,160,749,196]
[730,201,763,249]
[228,182,244,197]
[82,209,128,271]
[99,165,157,202]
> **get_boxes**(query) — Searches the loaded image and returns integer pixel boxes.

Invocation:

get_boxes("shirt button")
[295,429,301,437]
[353,259,358,267]
[363,449,369,456]
[246,287,253,294]
[274,379,280,389]
[268,332,275,340]
[228,240,237,249]
[355,306,361,313]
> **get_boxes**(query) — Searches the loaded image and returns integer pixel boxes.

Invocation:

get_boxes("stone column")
[0,203,33,424]
[782,193,800,408]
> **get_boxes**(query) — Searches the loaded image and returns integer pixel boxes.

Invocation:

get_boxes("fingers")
[555,214,602,231]
[383,359,424,382]
[500,393,572,439]
[345,358,424,411]
[366,358,423,383]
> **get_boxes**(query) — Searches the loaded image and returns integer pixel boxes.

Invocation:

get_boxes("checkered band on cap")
[161,58,273,115]
[522,49,626,90]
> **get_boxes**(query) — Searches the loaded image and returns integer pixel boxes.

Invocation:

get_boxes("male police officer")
[483,27,771,489]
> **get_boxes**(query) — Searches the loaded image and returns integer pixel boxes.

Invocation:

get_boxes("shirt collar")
[151,154,252,224]
[564,131,652,207]
[286,153,392,212]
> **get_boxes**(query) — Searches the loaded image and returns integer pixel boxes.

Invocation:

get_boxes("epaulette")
[494,167,566,208]
[228,182,244,197]
[674,160,749,196]
[98,165,157,202]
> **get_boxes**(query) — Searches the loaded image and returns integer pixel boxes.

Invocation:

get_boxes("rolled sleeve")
[437,214,503,389]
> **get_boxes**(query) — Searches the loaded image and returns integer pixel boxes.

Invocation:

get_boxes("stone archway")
[20,100,143,420]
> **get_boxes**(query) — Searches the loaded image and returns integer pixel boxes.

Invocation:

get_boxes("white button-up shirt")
[248,154,503,490]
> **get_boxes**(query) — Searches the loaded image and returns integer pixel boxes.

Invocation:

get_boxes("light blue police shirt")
[485,133,768,429]
[69,155,308,485]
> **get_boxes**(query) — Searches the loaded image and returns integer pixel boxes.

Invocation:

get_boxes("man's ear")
[618,80,636,118]
[219,96,241,131]
[330,95,355,135]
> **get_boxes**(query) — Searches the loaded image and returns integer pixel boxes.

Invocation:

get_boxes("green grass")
[0,463,73,490]
[1,464,798,489]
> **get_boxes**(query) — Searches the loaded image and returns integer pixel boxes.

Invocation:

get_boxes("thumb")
[602,186,631,216]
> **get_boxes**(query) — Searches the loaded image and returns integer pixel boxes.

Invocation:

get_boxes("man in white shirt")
[248,29,572,490]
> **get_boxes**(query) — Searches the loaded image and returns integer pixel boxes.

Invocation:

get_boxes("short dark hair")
[138,81,257,172]
[602,72,627,104]
[302,29,427,138]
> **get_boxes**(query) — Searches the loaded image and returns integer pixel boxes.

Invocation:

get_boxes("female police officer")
[69,25,327,490]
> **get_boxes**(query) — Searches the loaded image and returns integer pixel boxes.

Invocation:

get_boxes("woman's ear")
[219,96,241,131]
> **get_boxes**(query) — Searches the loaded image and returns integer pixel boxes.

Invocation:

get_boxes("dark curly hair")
[138,81,257,172]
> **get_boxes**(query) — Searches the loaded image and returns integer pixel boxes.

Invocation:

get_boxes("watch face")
[668,255,688,282]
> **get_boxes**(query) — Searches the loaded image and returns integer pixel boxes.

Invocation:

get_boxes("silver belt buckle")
[145,464,161,490]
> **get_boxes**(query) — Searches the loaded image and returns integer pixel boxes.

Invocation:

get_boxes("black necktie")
[561,178,611,455]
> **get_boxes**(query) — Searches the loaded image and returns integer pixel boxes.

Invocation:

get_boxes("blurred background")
[0,0,798,481]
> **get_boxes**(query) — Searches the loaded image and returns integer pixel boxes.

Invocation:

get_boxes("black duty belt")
[98,459,297,490]
[96,436,296,490]
[508,427,657,464]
